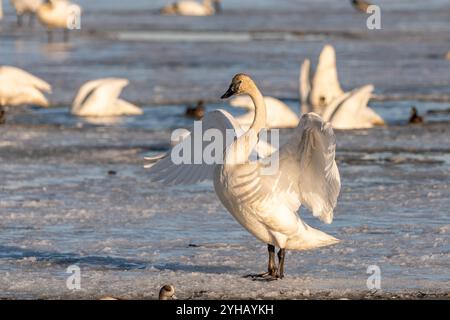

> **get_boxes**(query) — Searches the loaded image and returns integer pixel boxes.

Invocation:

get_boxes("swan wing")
[327,84,374,129]
[0,66,51,93]
[300,59,311,114]
[72,78,129,116]
[261,112,340,224]
[146,109,244,185]
[310,45,344,108]
[72,79,106,113]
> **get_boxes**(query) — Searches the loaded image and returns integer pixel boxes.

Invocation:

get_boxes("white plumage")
[160,0,219,16]
[230,95,299,129]
[147,74,340,278]
[301,44,385,129]
[0,66,51,108]
[71,78,142,117]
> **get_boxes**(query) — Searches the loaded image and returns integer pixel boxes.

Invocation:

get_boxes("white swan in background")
[160,0,221,16]
[147,74,340,279]
[0,0,4,21]
[321,84,384,129]
[36,0,81,41]
[0,66,51,123]
[10,0,43,26]
[71,78,143,117]
[229,95,299,129]
[307,44,344,112]
[301,44,385,129]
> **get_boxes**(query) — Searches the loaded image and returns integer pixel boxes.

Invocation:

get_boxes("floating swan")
[161,0,220,16]
[36,0,81,42]
[0,66,51,123]
[301,44,385,129]
[0,0,4,20]
[10,0,43,26]
[147,74,340,279]
[229,95,299,129]
[71,78,143,117]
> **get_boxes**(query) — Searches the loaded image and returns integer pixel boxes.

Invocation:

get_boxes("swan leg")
[28,14,35,28]
[47,29,53,43]
[0,106,6,125]
[277,248,286,279]
[17,14,23,27]
[244,244,278,280]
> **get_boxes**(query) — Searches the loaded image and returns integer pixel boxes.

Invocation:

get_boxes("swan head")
[159,284,176,300]
[221,73,253,99]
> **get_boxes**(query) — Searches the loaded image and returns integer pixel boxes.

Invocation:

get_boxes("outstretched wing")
[262,112,340,223]
[146,109,244,185]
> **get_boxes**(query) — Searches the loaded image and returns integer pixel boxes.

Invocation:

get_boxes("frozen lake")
[0,0,449,299]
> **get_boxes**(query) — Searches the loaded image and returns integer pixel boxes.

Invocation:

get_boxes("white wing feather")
[262,112,340,224]
[71,78,129,116]
[147,109,244,185]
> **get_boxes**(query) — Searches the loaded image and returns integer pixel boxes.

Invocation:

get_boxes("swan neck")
[247,83,266,134]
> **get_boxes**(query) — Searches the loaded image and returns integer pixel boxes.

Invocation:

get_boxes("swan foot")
[244,272,279,281]
[243,244,280,281]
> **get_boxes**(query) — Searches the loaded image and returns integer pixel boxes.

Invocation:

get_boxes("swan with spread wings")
[147,74,341,279]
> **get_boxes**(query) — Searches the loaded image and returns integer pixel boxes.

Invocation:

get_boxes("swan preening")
[36,0,81,42]
[71,78,142,117]
[0,66,51,123]
[161,0,221,16]
[301,44,385,129]
[148,74,341,279]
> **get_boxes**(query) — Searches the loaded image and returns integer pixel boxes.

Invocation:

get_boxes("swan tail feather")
[286,222,340,250]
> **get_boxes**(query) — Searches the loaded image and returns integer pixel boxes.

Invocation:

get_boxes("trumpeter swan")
[229,95,299,130]
[320,84,384,129]
[161,0,220,16]
[301,44,385,129]
[308,45,344,112]
[71,78,142,117]
[0,66,51,123]
[147,74,340,279]
[10,0,43,26]
[36,0,81,42]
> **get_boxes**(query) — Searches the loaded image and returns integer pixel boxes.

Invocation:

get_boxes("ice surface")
[0,0,449,299]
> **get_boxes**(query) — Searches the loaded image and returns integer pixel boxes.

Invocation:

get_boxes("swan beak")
[221,85,235,99]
